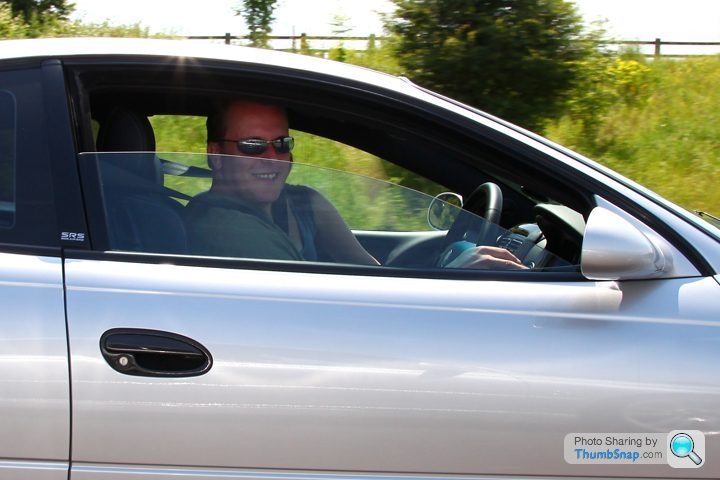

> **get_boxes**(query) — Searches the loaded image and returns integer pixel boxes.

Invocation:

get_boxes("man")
[186,100,378,264]
[186,100,524,269]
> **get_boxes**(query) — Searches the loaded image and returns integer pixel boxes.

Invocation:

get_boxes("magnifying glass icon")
[670,433,703,465]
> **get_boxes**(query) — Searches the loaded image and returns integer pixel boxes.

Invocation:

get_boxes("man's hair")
[206,102,229,144]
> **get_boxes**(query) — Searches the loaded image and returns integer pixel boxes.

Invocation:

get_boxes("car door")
[65,158,720,480]
[64,244,720,479]
[63,55,720,479]
[0,65,69,480]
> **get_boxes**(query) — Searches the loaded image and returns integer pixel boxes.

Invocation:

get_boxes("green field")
[545,55,720,216]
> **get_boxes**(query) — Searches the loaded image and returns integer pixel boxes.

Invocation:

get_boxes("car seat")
[95,108,188,253]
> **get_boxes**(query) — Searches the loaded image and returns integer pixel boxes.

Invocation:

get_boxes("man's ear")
[207,142,221,154]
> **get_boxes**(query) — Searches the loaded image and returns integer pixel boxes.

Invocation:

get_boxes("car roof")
[0,37,408,89]
[0,37,518,135]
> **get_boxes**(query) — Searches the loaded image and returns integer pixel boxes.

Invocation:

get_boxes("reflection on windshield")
[80,152,574,271]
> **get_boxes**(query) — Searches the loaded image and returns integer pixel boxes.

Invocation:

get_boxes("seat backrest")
[96,108,162,183]
[95,108,188,253]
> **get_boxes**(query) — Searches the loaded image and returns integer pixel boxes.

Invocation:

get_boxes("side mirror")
[427,192,463,230]
[581,207,671,280]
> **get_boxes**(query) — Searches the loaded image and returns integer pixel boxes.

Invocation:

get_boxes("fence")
[186,34,720,57]
[607,38,720,57]
[186,33,384,53]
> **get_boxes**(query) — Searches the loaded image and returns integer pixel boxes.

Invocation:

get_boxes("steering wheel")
[437,182,504,267]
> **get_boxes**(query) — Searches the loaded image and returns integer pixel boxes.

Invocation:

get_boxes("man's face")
[208,102,292,206]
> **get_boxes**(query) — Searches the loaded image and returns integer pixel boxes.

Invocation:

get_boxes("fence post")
[225,33,231,45]
[654,38,661,57]
[368,33,376,50]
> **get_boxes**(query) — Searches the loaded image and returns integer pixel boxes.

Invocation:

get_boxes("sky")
[70,0,720,54]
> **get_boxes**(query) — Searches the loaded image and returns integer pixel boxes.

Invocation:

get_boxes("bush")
[385,0,595,131]
[546,55,720,215]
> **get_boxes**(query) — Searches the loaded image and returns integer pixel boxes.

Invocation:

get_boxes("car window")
[0,67,58,248]
[80,151,575,271]
[0,90,15,228]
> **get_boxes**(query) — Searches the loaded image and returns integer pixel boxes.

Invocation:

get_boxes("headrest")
[96,108,156,152]
[96,108,161,184]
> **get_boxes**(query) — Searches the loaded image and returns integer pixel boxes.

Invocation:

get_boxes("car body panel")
[0,461,68,480]
[0,253,69,479]
[66,257,719,477]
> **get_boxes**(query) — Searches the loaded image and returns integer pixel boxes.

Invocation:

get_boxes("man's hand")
[445,245,527,270]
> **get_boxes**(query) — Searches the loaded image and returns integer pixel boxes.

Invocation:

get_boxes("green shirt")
[185,191,303,261]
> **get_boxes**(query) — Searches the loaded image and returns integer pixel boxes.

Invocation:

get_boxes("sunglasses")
[220,136,294,155]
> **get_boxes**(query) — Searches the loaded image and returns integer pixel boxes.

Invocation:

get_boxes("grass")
[545,56,720,216]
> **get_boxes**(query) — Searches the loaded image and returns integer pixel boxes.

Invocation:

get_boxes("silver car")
[0,37,718,479]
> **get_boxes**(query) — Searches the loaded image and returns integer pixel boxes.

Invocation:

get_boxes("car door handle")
[100,328,213,377]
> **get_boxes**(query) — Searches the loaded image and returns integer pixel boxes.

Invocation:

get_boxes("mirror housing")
[581,207,670,280]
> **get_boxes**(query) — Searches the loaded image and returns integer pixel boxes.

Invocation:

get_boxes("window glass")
[149,115,447,198]
[150,115,206,152]
[0,68,60,248]
[81,151,575,271]
[0,91,15,228]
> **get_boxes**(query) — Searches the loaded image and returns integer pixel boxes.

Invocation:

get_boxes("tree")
[0,3,27,37]
[0,0,75,37]
[234,0,277,48]
[327,13,352,62]
[385,0,594,131]
[2,0,74,22]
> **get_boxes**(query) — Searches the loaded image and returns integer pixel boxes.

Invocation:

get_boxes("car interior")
[69,62,591,272]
